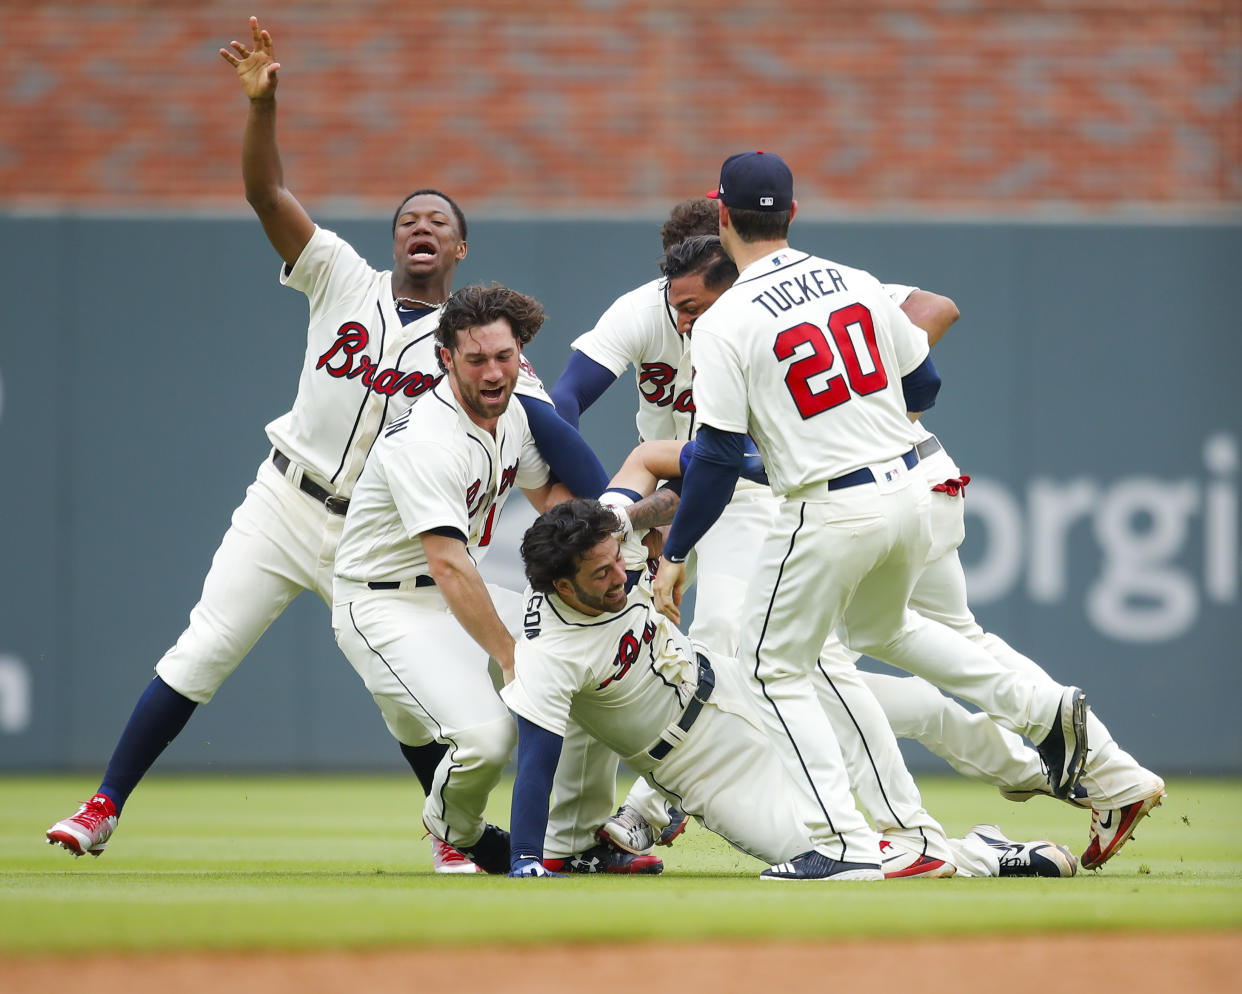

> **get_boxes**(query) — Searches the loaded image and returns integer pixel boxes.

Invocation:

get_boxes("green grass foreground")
[1,774,1238,954]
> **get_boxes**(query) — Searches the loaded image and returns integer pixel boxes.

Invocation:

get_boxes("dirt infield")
[7,932,1237,994]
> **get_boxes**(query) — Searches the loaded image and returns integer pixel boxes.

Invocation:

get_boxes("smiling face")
[554,536,628,616]
[666,270,726,337]
[440,318,521,430]
[391,192,467,288]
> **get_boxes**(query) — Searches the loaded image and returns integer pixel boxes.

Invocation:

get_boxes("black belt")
[367,577,437,590]
[649,655,715,761]
[271,449,349,515]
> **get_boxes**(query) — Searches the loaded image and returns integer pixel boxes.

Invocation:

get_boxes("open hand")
[220,16,280,100]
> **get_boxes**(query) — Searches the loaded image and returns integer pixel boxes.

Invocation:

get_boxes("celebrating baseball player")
[46,16,607,874]
[504,496,1078,879]
[654,233,1165,872]
[650,151,1096,881]
[332,283,568,873]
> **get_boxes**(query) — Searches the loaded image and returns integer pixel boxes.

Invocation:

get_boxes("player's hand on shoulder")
[220,16,280,100]
[508,858,563,878]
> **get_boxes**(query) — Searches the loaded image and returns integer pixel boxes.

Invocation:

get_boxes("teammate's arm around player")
[220,16,315,268]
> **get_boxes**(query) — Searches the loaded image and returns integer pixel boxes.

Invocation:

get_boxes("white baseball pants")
[332,584,516,850]
[156,458,341,703]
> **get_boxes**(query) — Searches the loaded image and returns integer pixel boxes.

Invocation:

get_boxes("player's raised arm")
[220,16,315,269]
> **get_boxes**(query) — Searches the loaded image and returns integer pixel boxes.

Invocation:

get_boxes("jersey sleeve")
[516,420,553,492]
[502,637,588,738]
[570,287,655,377]
[687,322,750,434]
[517,394,608,497]
[279,226,377,320]
[382,440,471,539]
[882,282,919,306]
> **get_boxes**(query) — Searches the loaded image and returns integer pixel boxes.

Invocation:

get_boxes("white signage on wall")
[0,655,32,734]
[963,433,1237,643]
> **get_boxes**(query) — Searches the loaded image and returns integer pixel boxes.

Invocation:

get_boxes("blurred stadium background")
[1,1,1238,775]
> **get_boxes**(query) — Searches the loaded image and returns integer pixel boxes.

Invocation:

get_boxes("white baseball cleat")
[598,804,657,855]
[969,824,1078,877]
[431,837,484,874]
[1080,777,1166,871]
[46,794,117,858]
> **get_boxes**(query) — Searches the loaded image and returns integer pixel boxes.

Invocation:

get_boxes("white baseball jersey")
[334,378,551,583]
[268,225,447,498]
[691,250,929,496]
[571,278,696,443]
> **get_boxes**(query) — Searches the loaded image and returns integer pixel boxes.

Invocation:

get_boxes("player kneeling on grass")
[502,490,1077,880]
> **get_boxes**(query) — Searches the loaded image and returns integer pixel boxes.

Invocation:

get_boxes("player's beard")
[566,576,627,615]
[454,371,515,423]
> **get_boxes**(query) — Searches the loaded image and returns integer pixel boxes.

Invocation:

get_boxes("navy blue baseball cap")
[707,151,793,211]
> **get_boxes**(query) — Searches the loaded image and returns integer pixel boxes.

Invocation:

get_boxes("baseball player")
[332,283,566,872]
[648,232,1165,871]
[547,198,768,861]
[652,151,1089,880]
[46,16,608,874]
[504,497,1078,879]
[553,203,1061,867]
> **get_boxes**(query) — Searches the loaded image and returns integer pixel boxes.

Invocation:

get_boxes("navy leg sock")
[399,740,450,796]
[97,676,198,815]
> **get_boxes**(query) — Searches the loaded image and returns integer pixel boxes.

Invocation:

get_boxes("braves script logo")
[597,619,657,689]
[638,362,695,412]
[317,322,441,398]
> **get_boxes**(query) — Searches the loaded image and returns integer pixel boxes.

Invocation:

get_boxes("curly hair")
[660,197,719,251]
[660,234,738,292]
[521,499,622,594]
[391,188,468,241]
[435,283,545,372]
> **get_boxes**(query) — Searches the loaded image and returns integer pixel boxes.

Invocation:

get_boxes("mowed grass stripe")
[2,774,1238,953]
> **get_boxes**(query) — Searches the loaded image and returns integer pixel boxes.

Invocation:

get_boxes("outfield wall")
[1,215,1239,774]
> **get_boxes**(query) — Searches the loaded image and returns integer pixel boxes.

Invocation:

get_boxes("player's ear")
[718,204,731,230]
[789,200,798,222]
[439,345,453,370]
[551,577,573,600]
[455,239,468,262]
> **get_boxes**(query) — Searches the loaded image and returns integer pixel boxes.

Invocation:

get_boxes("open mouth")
[408,239,438,260]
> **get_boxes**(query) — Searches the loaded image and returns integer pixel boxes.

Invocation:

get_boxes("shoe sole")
[1081,787,1166,870]
[883,859,957,879]
[46,831,106,857]
[434,863,484,874]
[1000,787,1093,810]
[657,819,687,847]
[1049,689,1089,800]
[595,825,655,856]
[760,868,884,882]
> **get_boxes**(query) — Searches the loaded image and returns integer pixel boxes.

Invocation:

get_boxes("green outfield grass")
[1,774,1238,954]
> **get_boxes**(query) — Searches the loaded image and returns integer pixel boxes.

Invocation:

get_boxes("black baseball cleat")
[543,841,663,874]
[458,824,512,875]
[760,850,883,882]
[969,824,1078,877]
[1035,686,1088,801]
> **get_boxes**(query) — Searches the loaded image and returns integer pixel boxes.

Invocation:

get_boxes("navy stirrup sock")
[98,676,197,815]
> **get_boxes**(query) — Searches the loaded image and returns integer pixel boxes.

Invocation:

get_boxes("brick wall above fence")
[1,1,1238,216]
